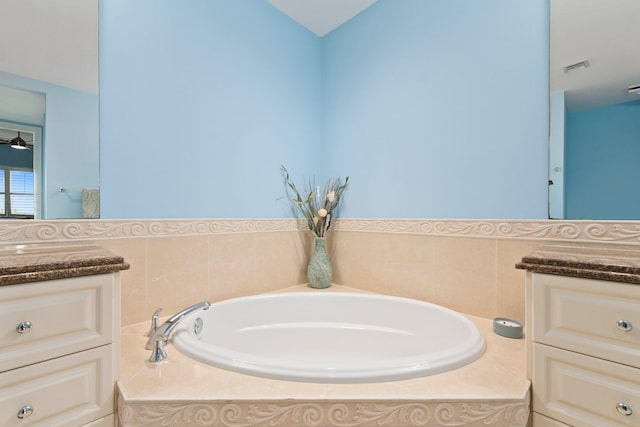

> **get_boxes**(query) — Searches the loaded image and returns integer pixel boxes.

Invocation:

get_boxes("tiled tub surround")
[4,218,640,328]
[118,285,529,427]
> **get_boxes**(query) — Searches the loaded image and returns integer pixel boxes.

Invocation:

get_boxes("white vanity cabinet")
[0,273,121,427]
[526,272,640,427]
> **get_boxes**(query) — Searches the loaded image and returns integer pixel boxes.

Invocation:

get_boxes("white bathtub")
[172,291,486,383]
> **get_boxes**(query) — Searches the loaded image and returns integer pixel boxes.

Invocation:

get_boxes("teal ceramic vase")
[307,236,332,289]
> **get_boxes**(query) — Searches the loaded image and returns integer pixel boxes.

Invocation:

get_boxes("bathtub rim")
[172,291,487,383]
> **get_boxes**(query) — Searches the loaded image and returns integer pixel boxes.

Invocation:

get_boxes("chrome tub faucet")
[145,301,211,362]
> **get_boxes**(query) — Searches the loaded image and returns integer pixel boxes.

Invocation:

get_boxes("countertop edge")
[516,244,640,285]
[0,262,130,286]
[516,262,640,285]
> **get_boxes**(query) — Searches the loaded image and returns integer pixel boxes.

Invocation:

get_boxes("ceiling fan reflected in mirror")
[0,130,34,150]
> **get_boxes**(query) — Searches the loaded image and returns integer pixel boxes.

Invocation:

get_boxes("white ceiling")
[551,0,640,112]
[266,0,377,36]
[0,0,636,112]
[0,0,370,93]
[273,0,640,112]
[0,0,98,94]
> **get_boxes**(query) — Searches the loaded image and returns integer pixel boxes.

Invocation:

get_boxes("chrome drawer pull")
[616,320,633,332]
[617,402,633,416]
[16,321,33,334]
[17,405,33,419]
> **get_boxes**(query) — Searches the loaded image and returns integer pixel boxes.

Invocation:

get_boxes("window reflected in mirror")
[0,92,43,219]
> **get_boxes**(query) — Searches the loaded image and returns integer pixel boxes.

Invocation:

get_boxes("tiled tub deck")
[117,286,529,427]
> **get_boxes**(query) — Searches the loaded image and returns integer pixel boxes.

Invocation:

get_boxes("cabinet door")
[0,345,114,427]
[0,275,114,372]
[532,273,640,369]
[533,343,640,427]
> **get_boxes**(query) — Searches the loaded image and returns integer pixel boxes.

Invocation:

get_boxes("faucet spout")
[145,301,211,352]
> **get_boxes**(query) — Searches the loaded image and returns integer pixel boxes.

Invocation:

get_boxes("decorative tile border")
[0,219,303,243]
[334,219,640,243]
[2,218,640,244]
[118,395,530,427]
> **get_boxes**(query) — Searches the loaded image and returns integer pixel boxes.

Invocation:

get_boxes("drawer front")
[532,273,640,368]
[0,345,114,427]
[533,343,640,427]
[0,275,114,372]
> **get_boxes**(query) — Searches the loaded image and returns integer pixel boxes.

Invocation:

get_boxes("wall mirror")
[0,0,99,219]
[550,0,640,219]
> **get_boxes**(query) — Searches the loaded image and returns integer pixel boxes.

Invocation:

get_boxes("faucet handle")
[147,308,163,337]
[149,339,167,363]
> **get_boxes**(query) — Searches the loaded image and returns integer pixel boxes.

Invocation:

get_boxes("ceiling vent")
[628,85,640,95]
[563,60,590,73]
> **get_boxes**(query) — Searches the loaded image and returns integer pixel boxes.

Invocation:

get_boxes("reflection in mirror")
[0,125,42,219]
[0,86,44,219]
[0,0,99,219]
[550,0,640,219]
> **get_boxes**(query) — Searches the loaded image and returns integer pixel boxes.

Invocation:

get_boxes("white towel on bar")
[82,188,100,218]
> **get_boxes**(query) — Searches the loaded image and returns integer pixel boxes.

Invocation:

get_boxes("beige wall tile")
[99,238,148,325]
[496,239,542,323]
[339,232,388,294]
[433,236,497,318]
[3,219,639,330]
[209,234,255,302]
[147,236,209,317]
[295,231,313,284]
[290,231,312,285]
[91,230,545,327]
[385,233,435,302]
[328,231,352,286]
[255,231,307,293]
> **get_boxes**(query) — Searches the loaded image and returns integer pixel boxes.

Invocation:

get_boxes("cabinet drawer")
[0,275,114,372]
[533,343,640,427]
[0,345,114,427]
[532,273,640,368]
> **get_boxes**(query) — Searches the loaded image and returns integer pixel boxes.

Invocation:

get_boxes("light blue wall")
[0,70,99,218]
[566,100,640,219]
[99,0,322,218]
[99,0,549,219]
[322,0,549,218]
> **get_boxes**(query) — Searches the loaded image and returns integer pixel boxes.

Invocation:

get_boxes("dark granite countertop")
[516,245,640,285]
[0,244,129,286]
